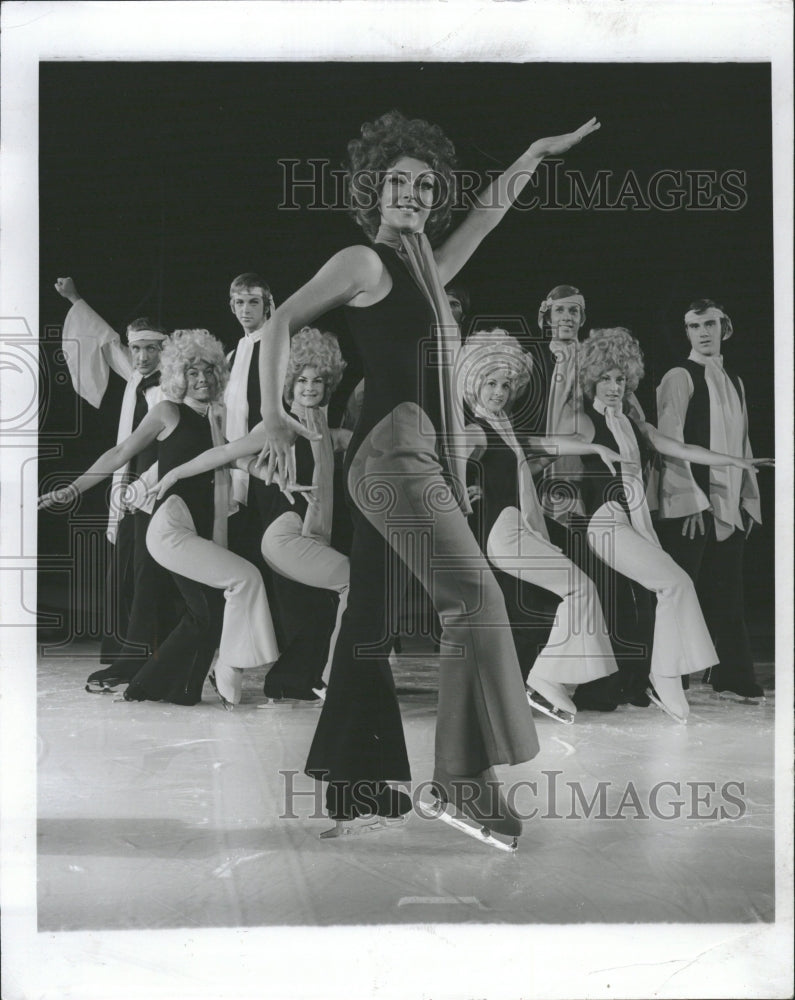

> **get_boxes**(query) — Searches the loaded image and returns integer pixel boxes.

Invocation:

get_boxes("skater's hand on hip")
[467,484,482,504]
[528,117,601,160]
[149,469,180,502]
[681,512,704,539]
[594,445,622,475]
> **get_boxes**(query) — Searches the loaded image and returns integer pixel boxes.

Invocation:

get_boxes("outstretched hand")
[528,117,601,161]
[737,456,774,472]
[147,469,180,503]
[253,412,322,495]
[38,484,79,511]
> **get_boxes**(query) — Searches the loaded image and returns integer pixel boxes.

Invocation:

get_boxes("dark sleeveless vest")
[467,414,523,545]
[343,244,441,461]
[580,399,650,520]
[155,404,215,539]
[677,358,742,498]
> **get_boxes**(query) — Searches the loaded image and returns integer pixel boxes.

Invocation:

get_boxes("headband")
[128,329,168,344]
[537,293,586,330]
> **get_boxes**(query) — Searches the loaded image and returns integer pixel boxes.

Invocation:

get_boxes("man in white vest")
[54,276,176,690]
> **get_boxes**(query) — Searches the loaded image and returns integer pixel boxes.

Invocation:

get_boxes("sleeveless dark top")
[270,433,314,522]
[467,414,523,545]
[676,358,742,498]
[131,371,161,477]
[343,244,441,462]
[580,399,650,520]
[155,403,215,539]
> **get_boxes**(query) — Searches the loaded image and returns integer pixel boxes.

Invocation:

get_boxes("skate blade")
[311,687,326,702]
[416,799,518,853]
[207,672,236,711]
[714,691,763,705]
[319,815,409,839]
[257,696,322,708]
[85,681,124,694]
[525,691,575,726]
[646,687,688,724]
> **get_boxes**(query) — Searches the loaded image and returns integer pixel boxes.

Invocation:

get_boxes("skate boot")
[209,663,242,711]
[525,676,576,725]
[319,781,411,839]
[646,672,689,723]
[712,683,765,705]
[85,666,132,694]
[419,766,522,852]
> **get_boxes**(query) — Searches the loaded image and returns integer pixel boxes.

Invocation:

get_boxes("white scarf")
[688,350,760,540]
[542,338,586,520]
[107,371,164,542]
[476,406,550,543]
[224,327,263,506]
[593,397,660,547]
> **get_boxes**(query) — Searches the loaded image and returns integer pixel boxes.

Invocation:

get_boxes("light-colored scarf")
[689,350,760,540]
[291,402,335,545]
[593,396,660,547]
[224,326,263,507]
[475,405,550,543]
[374,224,471,514]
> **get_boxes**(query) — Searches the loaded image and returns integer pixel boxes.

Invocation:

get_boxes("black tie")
[133,371,161,429]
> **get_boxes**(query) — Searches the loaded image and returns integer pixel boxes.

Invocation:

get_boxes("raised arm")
[38,402,174,509]
[257,245,382,489]
[434,118,601,285]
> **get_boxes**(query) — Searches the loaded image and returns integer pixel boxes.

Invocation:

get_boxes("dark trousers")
[126,571,225,705]
[99,514,136,662]
[100,511,182,681]
[657,512,757,694]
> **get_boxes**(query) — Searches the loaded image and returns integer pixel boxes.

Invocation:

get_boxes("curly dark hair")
[346,110,458,247]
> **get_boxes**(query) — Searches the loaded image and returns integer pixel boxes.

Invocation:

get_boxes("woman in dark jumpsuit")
[257,110,601,845]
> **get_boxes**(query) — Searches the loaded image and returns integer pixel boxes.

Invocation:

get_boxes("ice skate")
[646,673,689,724]
[208,664,242,711]
[260,678,323,707]
[525,677,576,725]
[419,767,521,852]
[319,782,412,840]
[319,814,409,839]
[713,688,765,706]
[85,667,129,694]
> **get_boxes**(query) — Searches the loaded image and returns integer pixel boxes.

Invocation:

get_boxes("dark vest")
[155,404,215,539]
[677,358,742,497]
[580,400,650,519]
[467,414,523,546]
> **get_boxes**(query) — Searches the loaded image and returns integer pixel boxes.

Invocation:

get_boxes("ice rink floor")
[37,646,776,931]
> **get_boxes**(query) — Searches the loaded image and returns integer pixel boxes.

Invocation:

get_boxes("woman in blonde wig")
[576,327,770,723]
[460,328,621,723]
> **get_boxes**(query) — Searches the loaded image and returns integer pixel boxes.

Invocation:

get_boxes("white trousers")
[587,502,718,678]
[147,495,278,670]
[262,511,350,680]
[486,507,617,684]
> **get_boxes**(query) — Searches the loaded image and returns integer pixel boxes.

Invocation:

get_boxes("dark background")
[38,61,775,634]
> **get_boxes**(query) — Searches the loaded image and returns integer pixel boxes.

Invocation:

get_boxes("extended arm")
[257,246,381,488]
[38,403,172,508]
[526,430,621,473]
[434,118,600,285]
[639,421,770,470]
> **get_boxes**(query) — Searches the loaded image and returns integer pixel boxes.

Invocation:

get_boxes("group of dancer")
[40,109,772,850]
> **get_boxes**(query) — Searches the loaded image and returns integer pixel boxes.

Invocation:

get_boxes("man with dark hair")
[655,298,765,702]
[53,276,177,690]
